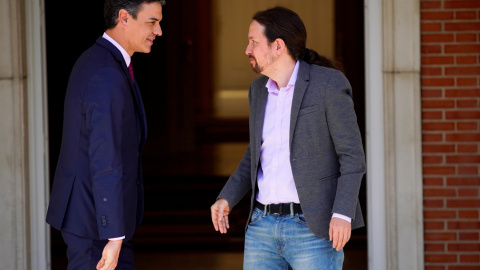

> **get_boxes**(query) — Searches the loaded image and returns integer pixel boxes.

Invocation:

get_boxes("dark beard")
[250,58,262,74]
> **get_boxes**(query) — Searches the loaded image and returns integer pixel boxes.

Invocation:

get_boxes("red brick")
[445,44,480,54]
[425,254,457,263]
[425,199,445,207]
[448,243,480,252]
[448,221,480,229]
[425,243,445,252]
[457,77,478,86]
[457,33,478,42]
[424,210,457,219]
[423,100,455,108]
[425,188,457,197]
[422,89,443,98]
[456,11,477,20]
[446,22,480,31]
[446,111,480,119]
[423,34,455,43]
[423,11,455,20]
[425,221,445,230]
[449,266,480,270]
[422,67,443,76]
[424,177,444,185]
[421,1,442,9]
[423,122,455,131]
[423,133,443,142]
[457,55,478,64]
[425,266,445,270]
[447,177,480,186]
[445,0,480,9]
[423,111,443,119]
[460,232,479,241]
[422,45,442,54]
[424,166,456,175]
[447,155,480,163]
[459,188,479,197]
[423,78,455,86]
[423,143,456,152]
[458,166,479,174]
[457,99,478,108]
[423,155,444,164]
[422,23,443,32]
[446,89,480,97]
[457,122,478,130]
[446,133,480,142]
[447,200,480,208]
[460,254,480,263]
[445,66,480,76]
[458,144,479,153]
[459,210,479,219]
[423,56,455,65]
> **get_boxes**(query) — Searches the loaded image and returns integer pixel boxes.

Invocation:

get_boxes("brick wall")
[421,0,480,269]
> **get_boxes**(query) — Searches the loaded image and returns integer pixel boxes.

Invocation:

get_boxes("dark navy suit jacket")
[46,37,147,240]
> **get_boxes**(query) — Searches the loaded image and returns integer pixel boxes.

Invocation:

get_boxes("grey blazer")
[218,60,366,239]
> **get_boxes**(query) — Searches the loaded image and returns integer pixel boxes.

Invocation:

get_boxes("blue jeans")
[244,208,344,270]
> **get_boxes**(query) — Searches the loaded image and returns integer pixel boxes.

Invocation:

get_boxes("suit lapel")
[289,61,310,149]
[96,37,147,144]
[254,79,268,165]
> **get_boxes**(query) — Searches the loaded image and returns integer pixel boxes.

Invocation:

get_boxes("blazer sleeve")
[324,70,366,220]
[85,66,128,239]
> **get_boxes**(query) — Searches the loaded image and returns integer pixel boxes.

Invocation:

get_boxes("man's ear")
[274,38,286,55]
[118,9,129,27]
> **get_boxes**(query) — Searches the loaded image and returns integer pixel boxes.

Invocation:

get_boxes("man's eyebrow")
[148,17,160,21]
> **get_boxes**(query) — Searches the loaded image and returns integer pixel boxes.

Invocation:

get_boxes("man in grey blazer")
[210,7,366,270]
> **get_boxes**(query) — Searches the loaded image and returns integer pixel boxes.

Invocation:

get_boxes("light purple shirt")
[256,61,351,223]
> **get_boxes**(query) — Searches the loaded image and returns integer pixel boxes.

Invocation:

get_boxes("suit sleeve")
[85,66,128,239]
[324,70,366,220]
[217,84,256,209]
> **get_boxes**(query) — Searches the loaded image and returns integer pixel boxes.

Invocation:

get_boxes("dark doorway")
[46,1,366,269]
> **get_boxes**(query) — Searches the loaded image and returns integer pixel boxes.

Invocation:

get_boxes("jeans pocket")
[295,214,307,225]
[249,208,263,225]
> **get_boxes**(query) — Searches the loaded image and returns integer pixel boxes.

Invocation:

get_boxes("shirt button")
[136,180,140,185]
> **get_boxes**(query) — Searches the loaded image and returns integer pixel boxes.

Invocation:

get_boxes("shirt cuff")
[108,236,125,241]
[332,213,351,223]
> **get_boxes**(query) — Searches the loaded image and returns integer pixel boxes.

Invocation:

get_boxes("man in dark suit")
[46,0,164,269]
[210,7,366,270]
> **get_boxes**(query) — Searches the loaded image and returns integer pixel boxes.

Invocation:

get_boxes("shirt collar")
[266,60,300,93]
[102,32,131,67]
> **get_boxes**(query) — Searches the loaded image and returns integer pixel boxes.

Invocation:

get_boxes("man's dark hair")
[104,0,166,30]
[253,7,343,72]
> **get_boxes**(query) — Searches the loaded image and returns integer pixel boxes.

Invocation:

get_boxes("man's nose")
[154,26,162,36]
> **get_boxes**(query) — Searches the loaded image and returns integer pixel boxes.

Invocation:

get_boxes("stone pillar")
[0,0,50,269]
[365,0,423,269]
[0,0,30,269]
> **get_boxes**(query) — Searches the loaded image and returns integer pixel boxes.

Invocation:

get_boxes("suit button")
[136,180,140,185]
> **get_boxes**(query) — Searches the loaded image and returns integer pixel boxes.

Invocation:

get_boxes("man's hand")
[329,217,351,251]
[96,239,122,270]
[211,198,230,234]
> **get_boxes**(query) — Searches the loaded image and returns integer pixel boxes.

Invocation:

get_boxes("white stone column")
[0,0,49,269]
[0,0,30,268]
[365,0,423,269]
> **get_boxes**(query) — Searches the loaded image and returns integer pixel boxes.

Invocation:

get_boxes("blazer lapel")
[96,37,147,144]
[254,80,268,165]
[289,61,310,149]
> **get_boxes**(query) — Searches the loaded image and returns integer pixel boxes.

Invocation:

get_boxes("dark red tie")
[128,63,134,83]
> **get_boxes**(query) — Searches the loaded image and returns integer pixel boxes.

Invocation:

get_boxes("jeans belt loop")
[263,203,267,217]
[290,203,294,218]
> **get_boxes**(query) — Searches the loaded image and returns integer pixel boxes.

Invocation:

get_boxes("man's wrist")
[332,213,351,223]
